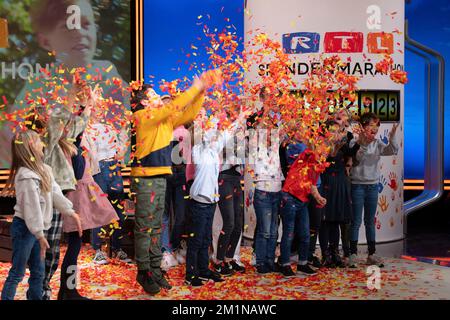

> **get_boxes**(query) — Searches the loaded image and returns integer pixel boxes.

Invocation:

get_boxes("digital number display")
[359,90,400,122]
[290,89,400,122]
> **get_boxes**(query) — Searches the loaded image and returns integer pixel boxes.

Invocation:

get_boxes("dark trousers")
[92,159,125,251]
[60,232,82,292]
[185,200,216,279]
[307,194,322,260]
[165,167,189,251]
[319,221,340,254]
[340,223,351,257]
[216,174,243,261]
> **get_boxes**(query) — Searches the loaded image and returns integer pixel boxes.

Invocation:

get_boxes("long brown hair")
[1,130,52,196]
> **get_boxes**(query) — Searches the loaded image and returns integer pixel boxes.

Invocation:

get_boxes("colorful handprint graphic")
[388,172,398,191]
[380,129,389,144]
[378,176,387,193]
[378,195,389,212]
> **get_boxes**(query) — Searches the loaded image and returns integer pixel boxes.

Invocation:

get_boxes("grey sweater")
[14,165,75,239]
[350,136,399,185]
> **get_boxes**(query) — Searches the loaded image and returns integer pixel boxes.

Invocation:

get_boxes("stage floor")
[1,245,449,300]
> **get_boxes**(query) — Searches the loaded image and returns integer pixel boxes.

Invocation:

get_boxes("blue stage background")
[143,0,450,179]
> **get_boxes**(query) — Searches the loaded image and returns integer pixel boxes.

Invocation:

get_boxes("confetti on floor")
[1,246,449,300]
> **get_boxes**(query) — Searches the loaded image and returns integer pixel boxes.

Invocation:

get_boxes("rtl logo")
[283,31,394,55]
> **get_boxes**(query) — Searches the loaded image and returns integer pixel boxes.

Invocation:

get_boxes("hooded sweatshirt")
[350,136,399,185]
[13,165,76,239]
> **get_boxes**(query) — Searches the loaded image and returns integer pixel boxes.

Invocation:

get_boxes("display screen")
[359,90,400,122]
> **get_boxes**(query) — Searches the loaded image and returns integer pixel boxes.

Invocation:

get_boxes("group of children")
[0,71,399,299]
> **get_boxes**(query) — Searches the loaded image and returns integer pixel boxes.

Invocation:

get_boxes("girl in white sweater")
[1,130,81,300]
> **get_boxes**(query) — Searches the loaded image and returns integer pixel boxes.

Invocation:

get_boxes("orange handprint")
[388,172,398,191]
[378,195,389,212]
[389,217,394,227]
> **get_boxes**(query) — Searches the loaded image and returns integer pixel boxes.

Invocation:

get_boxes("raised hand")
[389,123,399,141]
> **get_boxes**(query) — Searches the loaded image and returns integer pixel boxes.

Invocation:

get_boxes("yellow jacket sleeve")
[134,85,203,127]
[172,93,205,128]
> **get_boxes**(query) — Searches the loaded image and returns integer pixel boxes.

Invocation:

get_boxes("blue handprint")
[378,176,387,193]
[380,129,389,144]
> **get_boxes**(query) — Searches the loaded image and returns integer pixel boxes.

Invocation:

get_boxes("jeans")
[131,176,166,279]
[92,160,125,251]
[279,192,310,265]
[253,189,280,268]
[216,174,244,261]
[163,167,188,252]
[350,184,378,255]
[1,217,44,300]
[185,200,216,279]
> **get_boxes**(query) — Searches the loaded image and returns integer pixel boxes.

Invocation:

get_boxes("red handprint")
[388,172,398,191]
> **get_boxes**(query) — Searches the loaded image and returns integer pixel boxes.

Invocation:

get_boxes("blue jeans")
[350,184,378,244]
[253,189,280,268]
[279,192,310,265]
[1,217,44,300]
[92,160,125,251]
[185,200,216,279]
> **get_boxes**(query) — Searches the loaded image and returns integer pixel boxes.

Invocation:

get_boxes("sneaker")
[113,249,132,263]
[161,252,178,271]
[175,249,186,264]
[153,274,172,290]
[213,262,235,277]
[280,265,296,278]
[136,271,160,295]
[185,276,204,287]
[321,253,336,268]
[367,254,384,268]
[297,264,317,275]
[332,253,344,268]
[199,270,225,283]
[348,254,358,268]
[270,263,281,273]
[93,250,109,265]
[230,260,246,273]
[308,256,322,268]
[256,264,271,274]
[250,252,257,266]
[342,256,350,267]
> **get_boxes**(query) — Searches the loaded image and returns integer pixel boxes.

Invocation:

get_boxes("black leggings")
[319,221,340,254]
[307,196,322,259]
[216,174,243,261]
[60,232,82,292]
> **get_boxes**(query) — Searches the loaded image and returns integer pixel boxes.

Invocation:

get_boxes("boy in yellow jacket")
[130,70,221,295]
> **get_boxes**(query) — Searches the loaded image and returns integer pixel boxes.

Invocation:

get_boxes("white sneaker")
[367,254,384,267]
[93,250,109,265]
[161,252,178,271]
[348,254,358,268]
[175,249,186,264]
[113,249,132,263]
[250,252,256,266]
